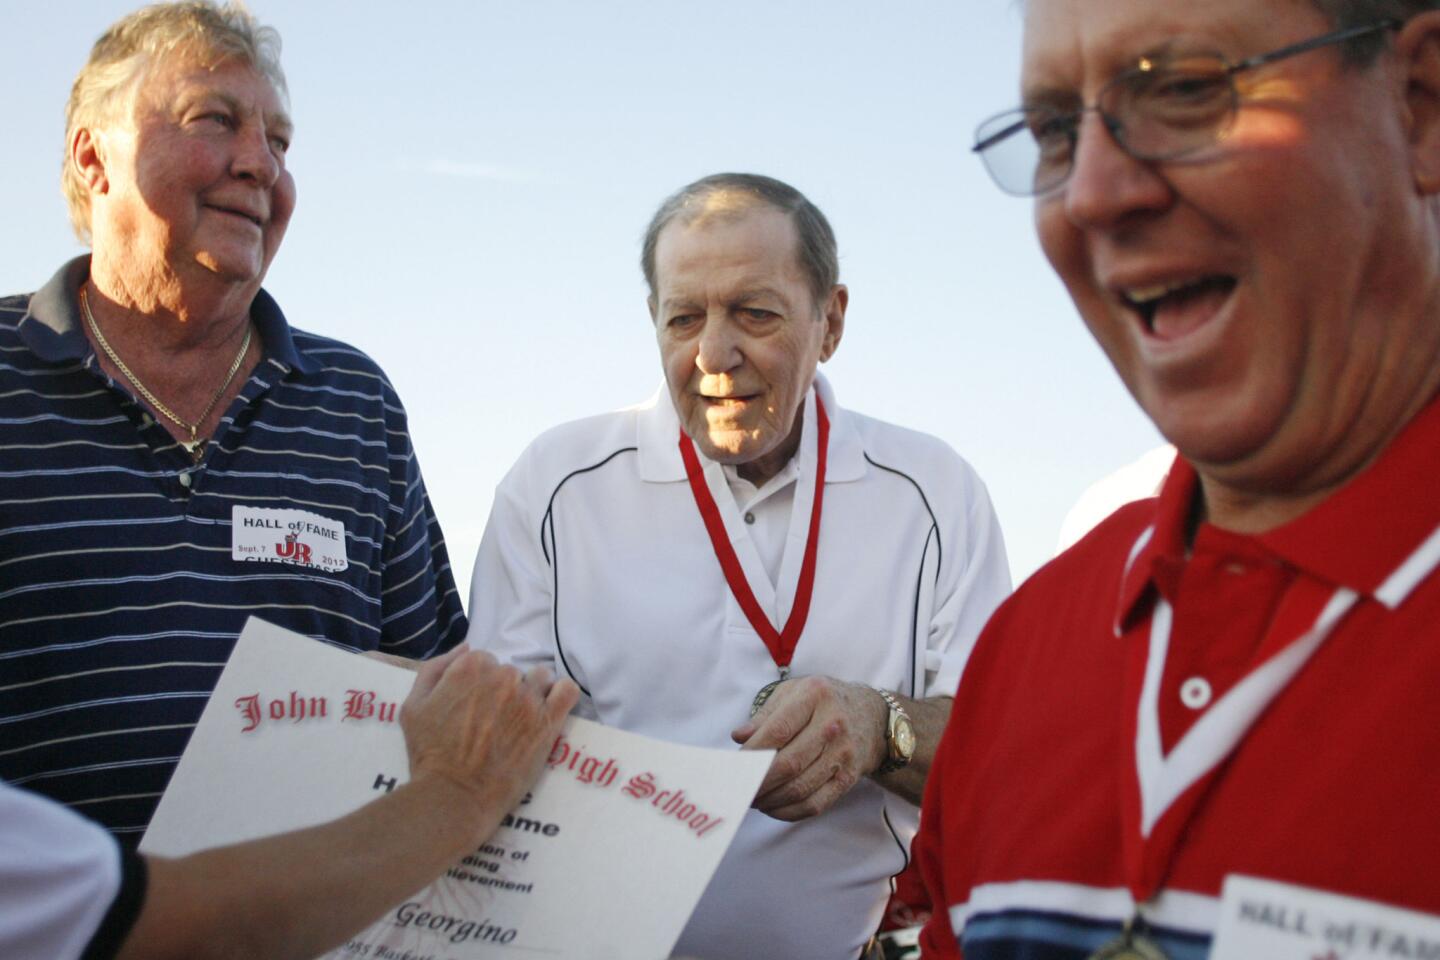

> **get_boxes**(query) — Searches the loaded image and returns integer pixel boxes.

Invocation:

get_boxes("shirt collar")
[635,370,866,484]
[1115,392,1440,630]
[723,457,799,499]
[18,255,318,375]
[1257,392,1440,608]
[18,257,90,363]
[1114,450,1189,633]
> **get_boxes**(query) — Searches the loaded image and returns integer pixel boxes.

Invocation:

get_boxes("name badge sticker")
[232,506,348,573]
[1212,874,1440,959]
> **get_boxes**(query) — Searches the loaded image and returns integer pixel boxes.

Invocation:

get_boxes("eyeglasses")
[973,19,1400,197]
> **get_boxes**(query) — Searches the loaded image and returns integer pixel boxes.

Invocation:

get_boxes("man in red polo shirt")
[917,0,1440,957]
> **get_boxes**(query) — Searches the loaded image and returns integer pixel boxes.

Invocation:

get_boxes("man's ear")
[71,127,109,196]
[1399,12,1440,194]
[818,284,847,363]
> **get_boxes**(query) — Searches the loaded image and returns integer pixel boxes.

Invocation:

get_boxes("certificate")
[141,618,772,959]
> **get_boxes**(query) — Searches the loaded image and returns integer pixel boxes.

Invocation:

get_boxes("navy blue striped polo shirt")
[0,258,467,846]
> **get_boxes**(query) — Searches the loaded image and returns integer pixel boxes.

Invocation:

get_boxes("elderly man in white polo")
[470,172,1012,960]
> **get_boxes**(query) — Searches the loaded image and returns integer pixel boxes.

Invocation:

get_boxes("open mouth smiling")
[1119,275,1237,338]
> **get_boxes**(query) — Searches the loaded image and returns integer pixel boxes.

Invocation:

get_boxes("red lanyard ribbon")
[678,395,829,674]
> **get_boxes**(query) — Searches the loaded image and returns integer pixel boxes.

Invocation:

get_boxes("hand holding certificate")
[142,619,772,960]
[397,644,578,852]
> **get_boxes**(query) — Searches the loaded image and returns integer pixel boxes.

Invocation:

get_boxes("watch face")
[894,717,917,760]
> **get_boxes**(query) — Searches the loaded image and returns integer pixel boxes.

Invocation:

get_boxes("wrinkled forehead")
[1020,0,1326,100]
[672,189,785,240]
[659,202,799,263]
[134,50,291,123]
[653,204,807,295]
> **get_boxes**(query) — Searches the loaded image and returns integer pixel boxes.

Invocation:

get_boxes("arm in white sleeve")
[468,455,596,718]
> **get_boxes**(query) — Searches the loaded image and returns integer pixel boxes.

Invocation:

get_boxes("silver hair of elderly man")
[640,172,841,309]
[61,0,287,244]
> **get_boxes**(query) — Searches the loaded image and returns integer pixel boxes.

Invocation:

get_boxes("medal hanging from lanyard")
[1088,917,1168,960]
[678,395,829,680]
[1084,541,1359,960]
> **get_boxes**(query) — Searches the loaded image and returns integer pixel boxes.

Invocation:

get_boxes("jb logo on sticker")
[232,506,347,572]
[275,532,313,564]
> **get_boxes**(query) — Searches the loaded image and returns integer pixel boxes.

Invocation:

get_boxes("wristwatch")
[874,688,916,775]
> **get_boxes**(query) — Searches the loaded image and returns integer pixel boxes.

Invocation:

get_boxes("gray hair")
[62,1,287,243]
[640,173,840,307]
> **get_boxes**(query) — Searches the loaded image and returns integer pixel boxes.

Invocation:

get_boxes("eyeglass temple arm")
[973,116,1029,153]
[1230,18,1402,73]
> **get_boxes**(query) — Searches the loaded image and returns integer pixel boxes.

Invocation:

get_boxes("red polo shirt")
[916,395,1440,959]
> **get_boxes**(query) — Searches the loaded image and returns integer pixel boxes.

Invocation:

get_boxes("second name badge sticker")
[1211,874,1440,960]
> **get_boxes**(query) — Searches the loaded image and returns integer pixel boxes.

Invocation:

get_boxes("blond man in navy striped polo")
[0,2,466,844]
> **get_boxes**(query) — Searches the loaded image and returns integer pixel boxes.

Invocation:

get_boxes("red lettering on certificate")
[234,691,329,733]
[230,690,398,732]
[537,739,724,839]
[623,771,723,838]
[342,689,398,724]
[547,735,620,787]
[623,771,657,800]
[236,694,261,732]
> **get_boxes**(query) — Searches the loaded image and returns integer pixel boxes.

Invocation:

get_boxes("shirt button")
[1180,676,1212,710]
[744,511,756,525]
[178,471,192,489]
[140,413,154,427]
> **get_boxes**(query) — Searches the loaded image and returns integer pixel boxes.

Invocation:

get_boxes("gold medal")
[749,679,783,717]
[1088,918,1169,960]
[1088,939,1167,960]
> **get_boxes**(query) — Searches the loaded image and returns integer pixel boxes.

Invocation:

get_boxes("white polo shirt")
[469,374,1011,960]
[0,780,129,959]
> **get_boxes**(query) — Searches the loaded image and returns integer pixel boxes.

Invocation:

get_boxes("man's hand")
[730,675,887,821]
[401,647,579,845]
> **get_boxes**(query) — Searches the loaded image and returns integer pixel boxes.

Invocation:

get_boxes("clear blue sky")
[1,0,1164,591]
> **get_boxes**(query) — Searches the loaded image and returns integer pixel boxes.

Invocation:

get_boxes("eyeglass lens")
[975,19,1400,196]
[978,55,1238,196]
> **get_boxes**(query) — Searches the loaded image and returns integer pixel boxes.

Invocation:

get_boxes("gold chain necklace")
[80,286,252,463]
